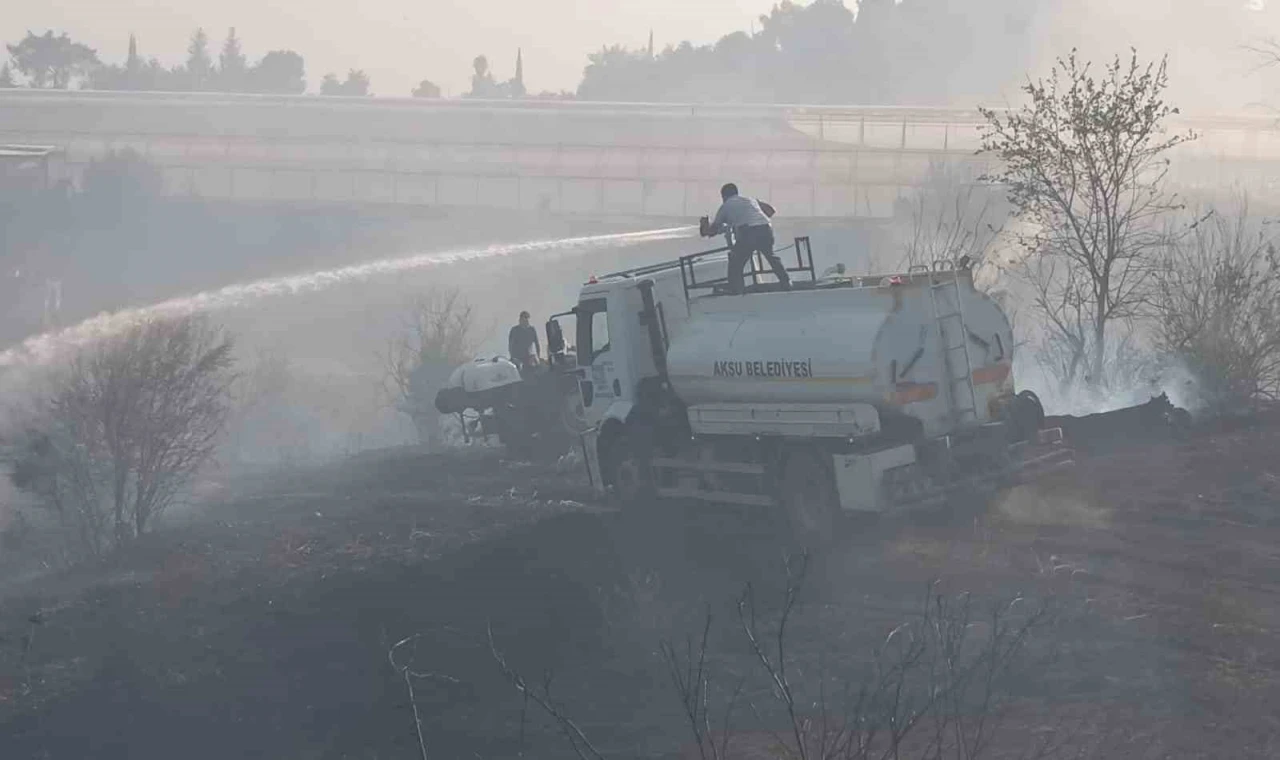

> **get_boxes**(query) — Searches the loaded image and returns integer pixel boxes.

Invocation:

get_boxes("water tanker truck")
[543,236,1067,540]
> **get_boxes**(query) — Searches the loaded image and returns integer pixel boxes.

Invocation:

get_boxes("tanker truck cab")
[574,285,636,426]
[572,257,697,448]
[570,237,1065,545]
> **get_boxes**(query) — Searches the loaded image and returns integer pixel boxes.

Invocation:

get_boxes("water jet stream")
[0,225,696,375]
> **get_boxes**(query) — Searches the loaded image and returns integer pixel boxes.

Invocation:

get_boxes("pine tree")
[218,27,246,91]
[186,28,213,90]
[510,48,525,97]
[127,34,139,73]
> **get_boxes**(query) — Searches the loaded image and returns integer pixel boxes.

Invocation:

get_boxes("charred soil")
[2,422,1280,759]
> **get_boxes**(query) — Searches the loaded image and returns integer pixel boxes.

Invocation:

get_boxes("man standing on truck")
[508,310,540,374]
[700,183,791,294]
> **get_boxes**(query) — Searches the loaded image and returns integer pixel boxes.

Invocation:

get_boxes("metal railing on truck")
[677,235,816,300]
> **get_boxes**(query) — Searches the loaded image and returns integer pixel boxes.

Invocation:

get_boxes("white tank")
[663,273,1015,436]
[444,357,522,394]
[434,357,523,415]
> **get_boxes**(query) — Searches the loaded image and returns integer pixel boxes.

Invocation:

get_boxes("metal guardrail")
[5,92,1280,214]
[679,235,816,298]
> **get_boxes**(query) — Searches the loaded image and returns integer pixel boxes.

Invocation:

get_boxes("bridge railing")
[2,99,1278,216]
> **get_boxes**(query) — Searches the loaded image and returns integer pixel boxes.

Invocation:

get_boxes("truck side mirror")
[546,319,565,355]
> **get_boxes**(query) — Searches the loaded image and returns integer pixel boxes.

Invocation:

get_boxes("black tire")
[606,430,656,511]
[1018,389,1045,418]
[1011,389,1046,442]
[779,451,839,549]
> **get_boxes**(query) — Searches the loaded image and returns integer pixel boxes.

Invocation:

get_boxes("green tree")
[320,69,370,96]
[573,0,1051,104]
[980,51,1194,389]
[6,30,100,89]
[0,63,15,88]
[218,27,247,91]
[86,63,125,90]
[85,33,146,91]
[186,27,213,90]
[468,54,496,97]
[249,50,305,94]
[578,45,656,100]
[411,78,441,98]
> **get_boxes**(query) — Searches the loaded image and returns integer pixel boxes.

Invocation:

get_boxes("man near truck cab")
[508,310,540,373]
[701,183,792,295]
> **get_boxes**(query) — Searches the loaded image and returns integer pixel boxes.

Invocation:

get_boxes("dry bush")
[222,347,297,468]
[1154,200,1280,411]
[490,554,1067,760]
[894,164,1006,276]
[4,315,235,557]
[78,148,165,218]
[682,556,1060,760]
[382,287,478,449]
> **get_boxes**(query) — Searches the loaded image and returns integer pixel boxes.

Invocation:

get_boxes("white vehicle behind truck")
[546,236,1065,540]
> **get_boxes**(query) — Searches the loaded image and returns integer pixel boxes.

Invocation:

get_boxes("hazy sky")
[9,1,1280,108]
[10,1,777,97]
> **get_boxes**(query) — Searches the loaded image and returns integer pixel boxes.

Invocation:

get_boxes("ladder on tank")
[919,266,980,426]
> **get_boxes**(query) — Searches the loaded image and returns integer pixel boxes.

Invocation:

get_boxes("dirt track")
[1,422,1279,759]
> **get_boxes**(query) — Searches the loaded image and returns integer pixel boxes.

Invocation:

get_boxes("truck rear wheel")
[779,451,838,548]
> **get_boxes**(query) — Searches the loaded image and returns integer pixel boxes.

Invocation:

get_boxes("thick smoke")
[1030,0,1280,113]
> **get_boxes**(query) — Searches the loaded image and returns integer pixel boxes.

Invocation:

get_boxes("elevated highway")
[2,89,1277,218]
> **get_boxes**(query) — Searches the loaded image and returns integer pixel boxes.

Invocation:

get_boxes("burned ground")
[1,420,1279,759]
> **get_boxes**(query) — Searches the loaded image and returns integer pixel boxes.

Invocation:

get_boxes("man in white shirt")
[700,183,792,294]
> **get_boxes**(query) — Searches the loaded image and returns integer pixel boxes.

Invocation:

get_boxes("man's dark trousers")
[726,224,791,294]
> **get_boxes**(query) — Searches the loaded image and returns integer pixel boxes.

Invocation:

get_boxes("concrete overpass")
[1,89,1277,218]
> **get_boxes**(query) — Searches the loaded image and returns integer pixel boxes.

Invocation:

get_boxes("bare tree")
[980,50,1194,390]
[1245,38,1280,80]
[6,316,235,555]
[1154,198,1280,410]
[382,288,478,449]
[896,164,1006,276]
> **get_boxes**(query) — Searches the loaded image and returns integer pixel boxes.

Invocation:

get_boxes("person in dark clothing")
[700,183,791,294]
[508,310,540,372]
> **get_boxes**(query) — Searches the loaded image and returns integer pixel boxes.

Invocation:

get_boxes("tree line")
[578,0,1046,104]
[0,27,546,99]
[0,28,432,98]
[4,1,1278,104]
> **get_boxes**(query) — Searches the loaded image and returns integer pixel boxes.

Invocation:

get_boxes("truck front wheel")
[606,431,656,510]
[779,450,838,548]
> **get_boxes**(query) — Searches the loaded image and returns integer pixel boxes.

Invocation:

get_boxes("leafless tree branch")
[488,623,606,760]
[6,315,236,557]
[381,287,478,449]
[388,633,461,760]
[981,49,1194,390]
[1154,196,1280,409]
